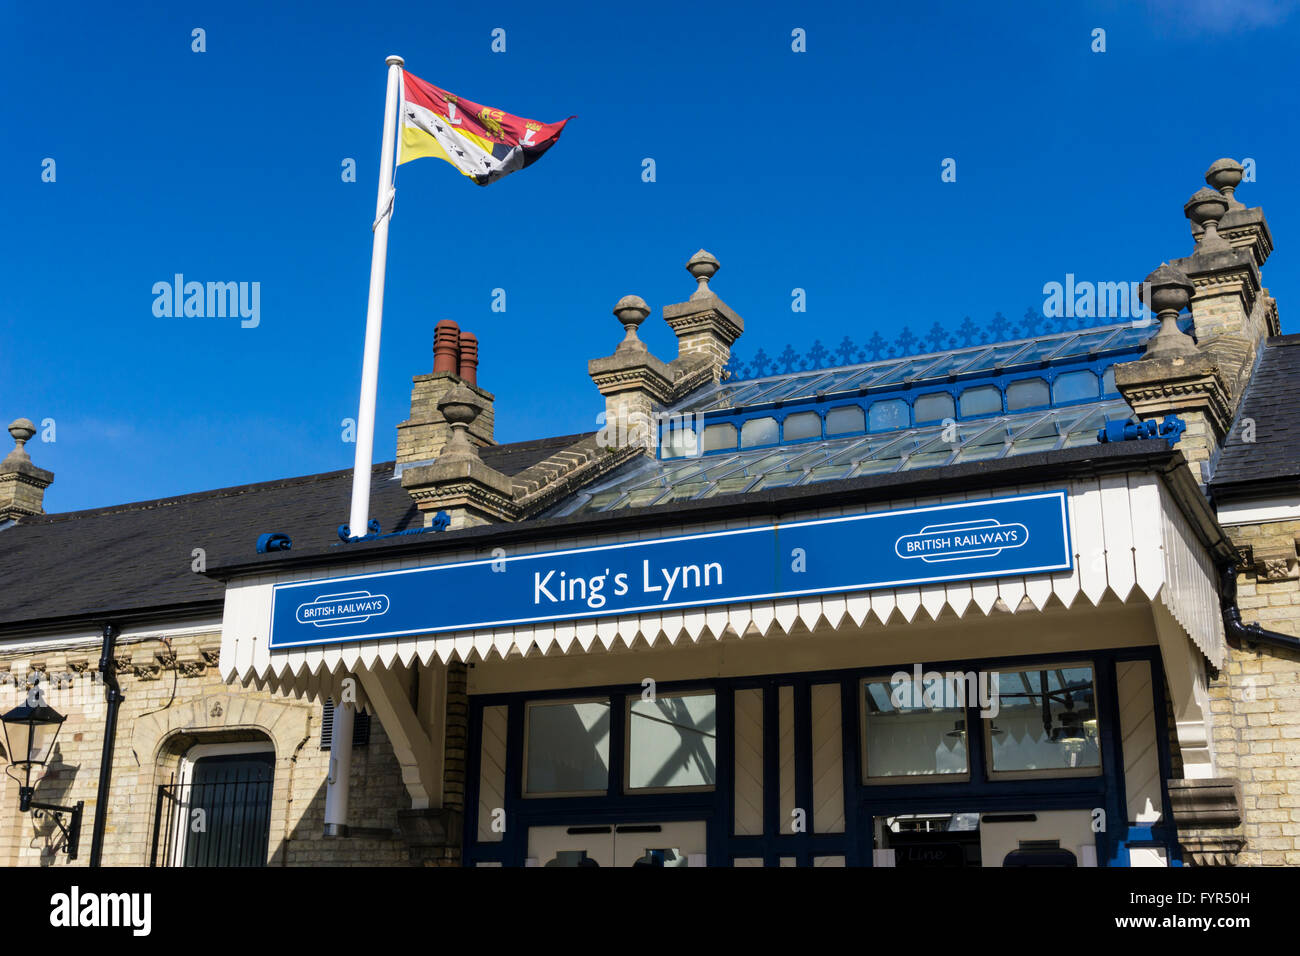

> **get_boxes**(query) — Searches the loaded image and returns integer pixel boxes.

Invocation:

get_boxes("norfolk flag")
[398,72,571,186]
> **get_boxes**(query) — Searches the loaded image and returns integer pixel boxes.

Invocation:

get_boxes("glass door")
[527,820,707,867]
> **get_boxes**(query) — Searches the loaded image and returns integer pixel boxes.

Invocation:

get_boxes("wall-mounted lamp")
[1,676,83,859]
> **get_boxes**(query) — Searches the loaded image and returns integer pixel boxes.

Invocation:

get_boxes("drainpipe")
[1219,564,1300,653]
[323,699,354,837]
[88,622,122,867]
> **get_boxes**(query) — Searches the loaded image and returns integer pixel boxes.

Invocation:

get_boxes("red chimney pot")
[458,332,479,386]
[433,319,461,375]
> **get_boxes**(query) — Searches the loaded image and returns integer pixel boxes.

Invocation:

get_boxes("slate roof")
[1211,335,1300,495]
[0,433,590,631]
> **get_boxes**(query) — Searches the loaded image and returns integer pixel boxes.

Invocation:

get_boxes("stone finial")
[436,385,484,462]
[1,417,54,520]
[612,295,651,353]
[686,249,720,301]
[1138,263,1198,360]
[1205,158,1245,209]
[1185,188,1232,254]
[3,419,36,466]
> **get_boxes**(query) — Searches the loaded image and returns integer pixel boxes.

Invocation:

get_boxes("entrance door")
[172,748,275,867]
[872,810,1096,867]
[527,821,707,867]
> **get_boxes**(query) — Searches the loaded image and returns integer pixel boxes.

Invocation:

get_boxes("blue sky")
[2,0,1296,513]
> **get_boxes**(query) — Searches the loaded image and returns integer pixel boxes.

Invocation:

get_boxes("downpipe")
[88,622,122,867]
[1220,564,1300,653]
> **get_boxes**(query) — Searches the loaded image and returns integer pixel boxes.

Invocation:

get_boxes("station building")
[1,158,1298,867]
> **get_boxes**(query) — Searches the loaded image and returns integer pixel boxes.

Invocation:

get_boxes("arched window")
[662,426,698,458]
[959,385,1002,417]
[868,399,910,432]
[913,392,956,424]
[825,404,866,436]
[1006,377,1050,411]
[782,411,822,441]
[1052,370,1099,404]
[740,417,779,448]
[701,423,737,452]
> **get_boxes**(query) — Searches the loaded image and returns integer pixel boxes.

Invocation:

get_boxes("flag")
[398,71,571,186]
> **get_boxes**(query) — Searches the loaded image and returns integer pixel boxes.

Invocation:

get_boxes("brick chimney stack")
[0,419,53,520]
[396,320,496,465]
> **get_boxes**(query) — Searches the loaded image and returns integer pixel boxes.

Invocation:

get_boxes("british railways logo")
[295,590,391,627]
[894,518,1029,563]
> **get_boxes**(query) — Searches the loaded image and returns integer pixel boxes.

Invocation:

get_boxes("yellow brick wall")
[1208,519,1300,866]
[0,631,427,867]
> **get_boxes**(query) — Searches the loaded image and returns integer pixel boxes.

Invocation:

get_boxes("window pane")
[1052,370,1098,404]
[862,679,968,779]
[628,693,717,789]
[1006,377,1050,411]
[913,392,955,424]
[739,417,779,448]
[782,411,822,441]
[988,666,1100,773]
[701,423,737,452]
[662,426,698,458]
[1102,366,1117,394]
[868,399,910,432]
[525,700,611,794]
[825,404,866,435]
[959,385,1002,417]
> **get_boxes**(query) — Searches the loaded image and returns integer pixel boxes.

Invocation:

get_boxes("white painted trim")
[222,473,1227,695]
[1216,496,1300,525]
[0,618,223,655]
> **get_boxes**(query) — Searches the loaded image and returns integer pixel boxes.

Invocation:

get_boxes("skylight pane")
[957,342,1031,374]
[662,482,708,501]
[871,360,931,387]
[613,487,669,509]
[754,470,806,489]
[699,475,757,498]
[837,362,904,391]
[1006,416,1064,455]
[807,463,855,483]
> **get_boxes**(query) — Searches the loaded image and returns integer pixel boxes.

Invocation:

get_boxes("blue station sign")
[268,490,1072,650]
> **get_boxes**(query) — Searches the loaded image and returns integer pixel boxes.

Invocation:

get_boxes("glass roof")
[686,322,1154,414]
[552,399,1135,517]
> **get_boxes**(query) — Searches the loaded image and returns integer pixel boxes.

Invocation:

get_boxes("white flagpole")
[326,54,401,838]
[347,53,405,539]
